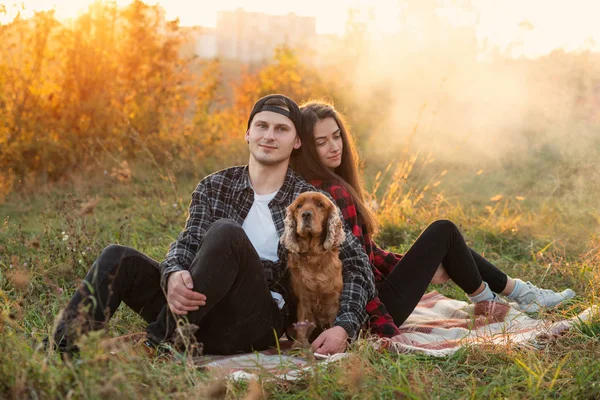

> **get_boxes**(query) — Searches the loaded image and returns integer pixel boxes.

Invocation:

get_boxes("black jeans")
[378,219,508,327]
[53,219,284,355]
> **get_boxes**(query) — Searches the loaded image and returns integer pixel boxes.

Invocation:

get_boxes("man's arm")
[334,224,376,338]
[311,207,375,354]
[159,182,214,289]
[309,188,375,339]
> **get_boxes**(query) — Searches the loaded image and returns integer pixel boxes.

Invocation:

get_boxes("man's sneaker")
[509,279,576,312]
[101,332,158,358]
[42,336,80,360]
[132,338,158,358]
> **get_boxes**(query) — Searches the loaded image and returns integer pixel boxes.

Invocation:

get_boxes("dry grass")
[1,154,599,399]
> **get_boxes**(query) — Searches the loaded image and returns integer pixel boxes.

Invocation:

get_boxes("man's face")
[245,110,301,166]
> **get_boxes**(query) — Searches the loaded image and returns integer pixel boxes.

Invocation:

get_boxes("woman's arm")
[323,181,403,278]
[366,297,401,338]
[371,243,403,277]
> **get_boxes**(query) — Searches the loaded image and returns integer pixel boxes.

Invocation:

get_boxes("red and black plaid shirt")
[312,180,403,338]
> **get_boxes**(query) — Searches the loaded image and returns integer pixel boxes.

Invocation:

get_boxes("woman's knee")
[426,219,459,235]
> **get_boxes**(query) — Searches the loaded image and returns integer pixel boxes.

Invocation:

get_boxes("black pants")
[53,219,284,355]
[378,219,508,327]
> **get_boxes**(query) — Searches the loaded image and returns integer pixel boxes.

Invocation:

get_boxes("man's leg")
[52,245,166,352]
[147,219,284,355]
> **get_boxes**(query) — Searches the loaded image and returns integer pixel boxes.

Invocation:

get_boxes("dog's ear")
[323,205,346,250]
[281,208,300,253]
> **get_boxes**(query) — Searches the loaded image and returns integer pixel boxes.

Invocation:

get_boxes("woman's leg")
[469,248,509,293]
[468,247,576,311]
[378,220,501,326]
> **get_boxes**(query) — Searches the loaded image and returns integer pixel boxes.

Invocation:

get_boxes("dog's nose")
[302,210,312,220]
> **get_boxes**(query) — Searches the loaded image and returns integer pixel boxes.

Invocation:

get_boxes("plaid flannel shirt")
[159,166,375,339]
[311,180,404,338]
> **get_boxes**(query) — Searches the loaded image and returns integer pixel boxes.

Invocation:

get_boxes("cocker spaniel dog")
[280,191,346,346]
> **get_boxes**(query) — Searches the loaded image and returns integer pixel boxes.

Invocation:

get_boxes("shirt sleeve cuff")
[334,318,359,340]
[160,264,184,290]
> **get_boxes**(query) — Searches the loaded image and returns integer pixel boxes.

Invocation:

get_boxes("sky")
[4,0,600,57]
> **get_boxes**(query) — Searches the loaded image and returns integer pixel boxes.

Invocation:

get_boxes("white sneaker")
[510,279,576,312]
[468,281,508,304]
[490,294,509,305]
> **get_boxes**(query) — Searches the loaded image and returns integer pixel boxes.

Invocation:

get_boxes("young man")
[49,94,375,356]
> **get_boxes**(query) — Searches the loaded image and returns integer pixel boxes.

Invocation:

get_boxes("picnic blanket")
[381,291,597,357]
[190,291,596,380]
[190,340,348,381]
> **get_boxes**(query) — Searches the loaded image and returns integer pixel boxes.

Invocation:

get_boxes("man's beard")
[252,154,288,166]
[250,142,290,166]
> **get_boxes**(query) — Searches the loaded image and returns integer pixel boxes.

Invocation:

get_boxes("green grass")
[1,159,599,399]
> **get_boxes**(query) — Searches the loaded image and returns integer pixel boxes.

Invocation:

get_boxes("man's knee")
[99,244,128,262]
[192,219,254,274]
[96,244,143,274]
[205,218,246,244]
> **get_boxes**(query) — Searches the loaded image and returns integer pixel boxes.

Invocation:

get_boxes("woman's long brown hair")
[294,101,378,236]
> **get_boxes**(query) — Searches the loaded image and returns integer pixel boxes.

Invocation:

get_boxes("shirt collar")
[272,167,297,205]
[234,165,253,192]
[235,165,297,205]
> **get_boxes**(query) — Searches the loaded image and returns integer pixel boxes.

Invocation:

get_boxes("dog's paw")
[292,321,316,349]
[293,320,316,329]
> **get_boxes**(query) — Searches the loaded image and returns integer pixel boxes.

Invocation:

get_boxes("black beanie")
[247,94,303,134]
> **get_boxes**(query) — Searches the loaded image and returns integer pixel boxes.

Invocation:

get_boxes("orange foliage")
[0,2,331,199]
[0,1,216,193]
[198,47,331,167]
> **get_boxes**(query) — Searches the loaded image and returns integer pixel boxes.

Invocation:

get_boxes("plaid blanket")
[190,291,595,380]
[190,340,348,381]
[381,291,596,356]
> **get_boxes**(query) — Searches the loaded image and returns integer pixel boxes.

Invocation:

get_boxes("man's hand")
[166,270,206,315]
[390,334,415,346]
[311,326,348,355]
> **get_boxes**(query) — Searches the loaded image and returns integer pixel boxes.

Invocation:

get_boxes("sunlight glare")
[4,0,600,57]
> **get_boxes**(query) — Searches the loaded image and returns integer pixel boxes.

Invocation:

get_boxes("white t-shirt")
[242,190,285,309]
[242,190,279,262]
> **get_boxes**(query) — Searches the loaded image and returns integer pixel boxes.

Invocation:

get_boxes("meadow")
[1,1,600,398]
[1,152,599,399]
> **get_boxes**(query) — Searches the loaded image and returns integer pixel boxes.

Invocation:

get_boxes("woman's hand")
[431,264,450,284]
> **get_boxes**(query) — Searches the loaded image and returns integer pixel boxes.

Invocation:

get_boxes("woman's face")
[313,117,343,170]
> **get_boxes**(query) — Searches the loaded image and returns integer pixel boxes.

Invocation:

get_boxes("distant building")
[182,26,218,59]
[190,9,317,63]
[194,29,218,59]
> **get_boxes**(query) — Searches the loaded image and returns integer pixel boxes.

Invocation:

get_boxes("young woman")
[294,101,576,339]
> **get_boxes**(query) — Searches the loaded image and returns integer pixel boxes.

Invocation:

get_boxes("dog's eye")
[317,201,324,208]
[296,203,303,209]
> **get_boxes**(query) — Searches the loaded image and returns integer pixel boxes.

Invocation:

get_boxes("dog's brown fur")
[281,192,345,343]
